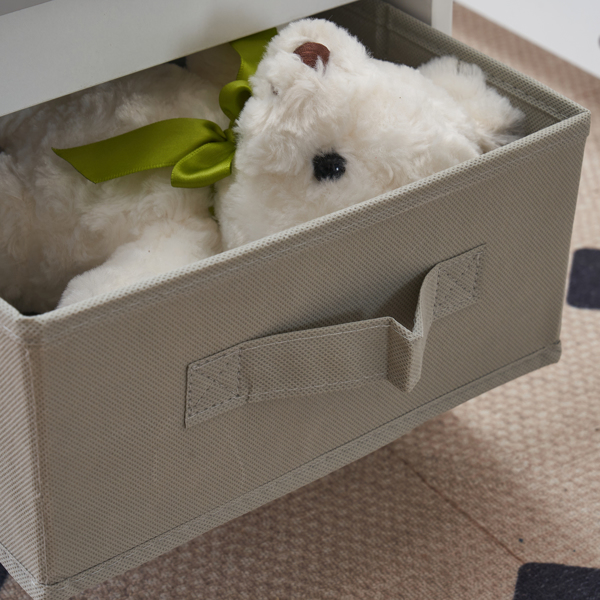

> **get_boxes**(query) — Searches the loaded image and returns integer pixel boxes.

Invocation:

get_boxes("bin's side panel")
[0,322,49,585]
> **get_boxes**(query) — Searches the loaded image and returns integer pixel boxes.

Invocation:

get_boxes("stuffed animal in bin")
[214,19,524,250]
[0,65,225,313]
[0,18,523,314]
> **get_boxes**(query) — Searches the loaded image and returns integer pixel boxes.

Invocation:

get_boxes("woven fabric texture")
[186,246,484,425]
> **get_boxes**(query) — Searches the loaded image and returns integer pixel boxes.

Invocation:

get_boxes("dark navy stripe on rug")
[0,562,7,590]
[513,563,600,600]
[567,248,600,309]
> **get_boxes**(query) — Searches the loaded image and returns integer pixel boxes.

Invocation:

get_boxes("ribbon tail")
[219,27,278,124]
[231,28,278,82]
[53,119,227,184]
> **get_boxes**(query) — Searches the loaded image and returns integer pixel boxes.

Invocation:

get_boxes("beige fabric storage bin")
[0,1,590,598]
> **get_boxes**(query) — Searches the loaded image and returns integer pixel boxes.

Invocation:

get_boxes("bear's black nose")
[312,152,346,182]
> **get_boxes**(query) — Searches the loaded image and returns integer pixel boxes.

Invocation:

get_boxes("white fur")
[0,64,225,313]
[216,19,524,250]
[0,19,523,313]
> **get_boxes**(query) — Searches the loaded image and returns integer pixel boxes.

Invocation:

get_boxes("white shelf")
[0,0,453,118]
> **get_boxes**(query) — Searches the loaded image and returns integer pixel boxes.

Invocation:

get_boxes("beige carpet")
[2,5,599,599]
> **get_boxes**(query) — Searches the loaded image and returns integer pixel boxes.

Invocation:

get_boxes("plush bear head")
[216,19,523,250]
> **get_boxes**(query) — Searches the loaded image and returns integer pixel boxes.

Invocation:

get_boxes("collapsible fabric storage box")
[0,0,590,598]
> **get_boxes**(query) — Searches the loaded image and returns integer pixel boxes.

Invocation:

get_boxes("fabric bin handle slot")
[185,244,486,427]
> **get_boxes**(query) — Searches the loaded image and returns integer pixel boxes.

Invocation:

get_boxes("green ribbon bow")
[52,27,276,188]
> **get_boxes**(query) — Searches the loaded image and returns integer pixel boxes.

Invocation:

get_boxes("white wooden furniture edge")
[0,0,452,118]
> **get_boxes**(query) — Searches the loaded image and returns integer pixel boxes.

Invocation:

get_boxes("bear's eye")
[312,152,346,182]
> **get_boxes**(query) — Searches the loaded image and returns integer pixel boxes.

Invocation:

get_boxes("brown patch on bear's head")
[293,42,330,70]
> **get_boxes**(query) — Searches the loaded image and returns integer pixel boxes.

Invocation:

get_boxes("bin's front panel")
[30,110,587,582]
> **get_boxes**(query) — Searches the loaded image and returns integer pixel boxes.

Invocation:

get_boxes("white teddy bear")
[217,19,523,249]
[0,18,523,314]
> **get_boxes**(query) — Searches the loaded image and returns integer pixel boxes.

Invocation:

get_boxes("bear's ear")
[293,42,330,70]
